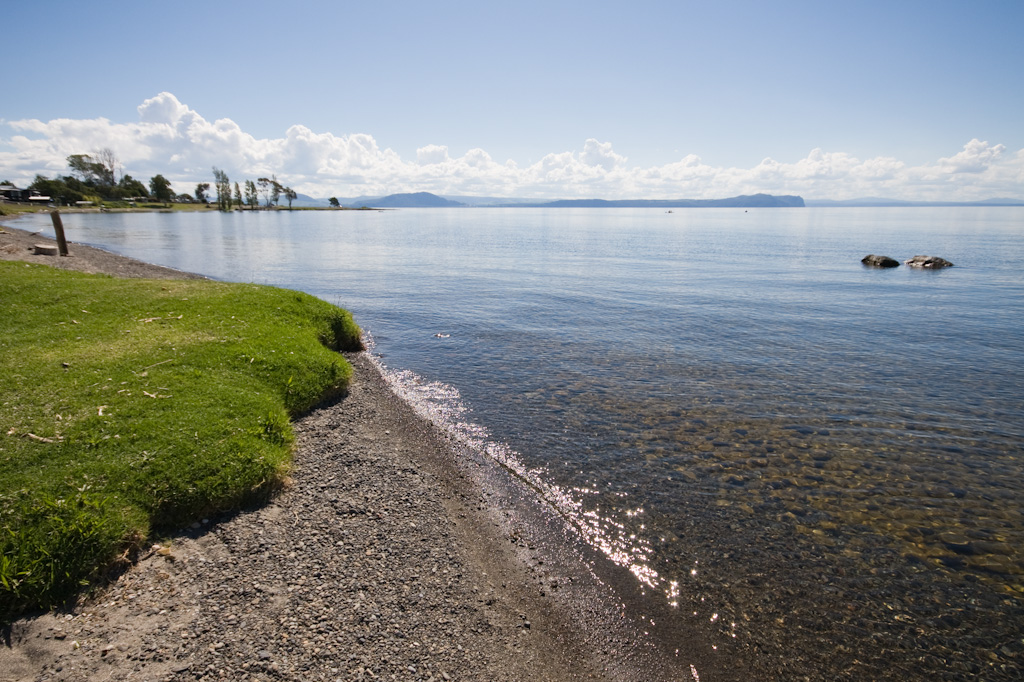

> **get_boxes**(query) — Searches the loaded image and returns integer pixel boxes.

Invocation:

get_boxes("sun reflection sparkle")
[366,336,667,591]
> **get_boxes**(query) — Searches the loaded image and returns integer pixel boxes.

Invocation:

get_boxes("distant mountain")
[977,198,1024,205]
[341,192,465,208]
[505,193,805,208]
[805,197,911,207]
[333,194,548,207]
[289,193,329,208]
[331,195,379,208]
[805,197,1024,207]
[441,195,539,207]
[316,193,1023,209]
[324,192,804,208]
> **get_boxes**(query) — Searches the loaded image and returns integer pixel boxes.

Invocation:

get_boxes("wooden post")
[50,210,69,256]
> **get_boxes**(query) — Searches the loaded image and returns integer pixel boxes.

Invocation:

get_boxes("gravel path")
[0,220,697,682]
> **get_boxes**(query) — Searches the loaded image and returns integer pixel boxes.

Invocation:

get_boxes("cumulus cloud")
[137,91,190,124]
[0,93,1021,201]
[579,138,627,171]
[416,144,450,165]
[934,138,1006,173]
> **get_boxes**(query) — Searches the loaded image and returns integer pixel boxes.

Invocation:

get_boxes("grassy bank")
[0,262,362,621]
[0,202,49,216]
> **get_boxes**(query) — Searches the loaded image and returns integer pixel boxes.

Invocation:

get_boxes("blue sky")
[2,0,1022,200]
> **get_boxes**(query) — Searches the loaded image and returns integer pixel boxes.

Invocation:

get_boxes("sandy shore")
[0,221,699,682]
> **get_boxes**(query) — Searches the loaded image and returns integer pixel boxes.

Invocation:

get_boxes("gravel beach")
[0,220,700,682]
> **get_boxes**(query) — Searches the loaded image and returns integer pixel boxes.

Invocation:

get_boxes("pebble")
[0,353,673,682]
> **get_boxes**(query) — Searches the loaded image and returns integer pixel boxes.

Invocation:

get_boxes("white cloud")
[137,91,191,125]
[579,138,627,171]
[416,144,450,165]
[935,138,1005,173]
[1,93,1021,201]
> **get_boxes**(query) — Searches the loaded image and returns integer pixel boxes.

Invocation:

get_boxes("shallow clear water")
[25,207,1024,678]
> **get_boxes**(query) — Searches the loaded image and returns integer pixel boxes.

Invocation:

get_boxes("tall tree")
[270,175,282,207]
[67,155,101,186]
[245,180,259,209]
[284,187,297,209]
[256,178,269,207]
[233,182,243,209]
[67,150,117,187]
[260,176,280,205]
[94,148,118,186]
[212,167,232,211]
[118,174,149,198]
[195,182,210,203]
[149,175,173,203]
[66,154,90,181]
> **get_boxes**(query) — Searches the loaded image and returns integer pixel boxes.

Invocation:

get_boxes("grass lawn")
[0,261,362,621]
[0,203,50,216]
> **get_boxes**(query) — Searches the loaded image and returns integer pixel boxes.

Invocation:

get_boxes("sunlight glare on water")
[364,332,664,591]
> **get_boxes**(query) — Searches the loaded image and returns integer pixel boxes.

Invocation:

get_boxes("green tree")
[118,174,149,199]
[245,180,258,209]
[270,175,282,207]
[212,167,232,211]
[94,148,118,186]
[67,155,101,186]
[149,175,173,203]
[233,182,242,209]
[195,183,210,203]
[66,150,116,188]
[66,155,89,179]
[256,177,271,207]
[29,175,82,205]
[328,197,340,208]
[284,187,297,209]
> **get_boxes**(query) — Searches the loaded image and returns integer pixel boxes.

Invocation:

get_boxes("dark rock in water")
[904,255,954,268]
[940,532,975,555]
[861,254,900,268]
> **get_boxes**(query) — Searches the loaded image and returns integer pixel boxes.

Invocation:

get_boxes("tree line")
[26,149,301,210]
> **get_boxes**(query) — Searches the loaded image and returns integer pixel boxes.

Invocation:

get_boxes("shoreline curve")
[0,219,706,681]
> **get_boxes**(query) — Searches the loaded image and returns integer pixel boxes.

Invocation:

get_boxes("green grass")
[0,262,362,621]
[0,203,51,216]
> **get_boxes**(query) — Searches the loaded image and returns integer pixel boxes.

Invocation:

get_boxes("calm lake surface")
[28,207,1024,679]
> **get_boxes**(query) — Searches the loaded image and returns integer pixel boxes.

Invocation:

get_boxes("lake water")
[25,207,1024,679]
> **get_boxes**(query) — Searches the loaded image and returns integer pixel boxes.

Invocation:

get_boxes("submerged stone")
[940,532,975,555]
[904,255,954,268]
[861,254,900,268]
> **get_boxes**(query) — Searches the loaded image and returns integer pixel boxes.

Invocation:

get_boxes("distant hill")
[805,197,1024,207]
[289,193,329,208]
[331,195,379,208]
[315,193,1023,209]
[327,192,804,208]
[440,195,539,207]
[335,194,542,207]
[341,192,465,208]
[507,193,805,208]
